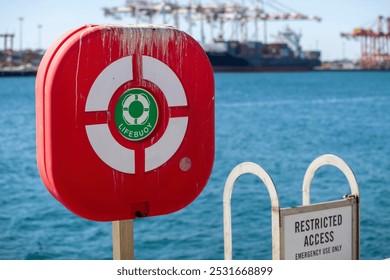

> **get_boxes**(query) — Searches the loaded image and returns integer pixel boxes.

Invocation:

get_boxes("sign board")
[280,197,359,260]
[36,24,215,221]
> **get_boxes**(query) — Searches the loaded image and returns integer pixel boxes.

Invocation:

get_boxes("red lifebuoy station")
[36,24,215,222]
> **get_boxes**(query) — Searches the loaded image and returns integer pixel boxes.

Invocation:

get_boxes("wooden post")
[112,220,134,260]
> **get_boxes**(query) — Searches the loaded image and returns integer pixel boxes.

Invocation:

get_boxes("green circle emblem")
[115,88,158,141]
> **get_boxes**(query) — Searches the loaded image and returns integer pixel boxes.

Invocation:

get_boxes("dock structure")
[0,33,43,76]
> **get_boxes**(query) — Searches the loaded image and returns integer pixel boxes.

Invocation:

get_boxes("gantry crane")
[341,16,390,70]
[0,33,15,67]
[103,0,320,43]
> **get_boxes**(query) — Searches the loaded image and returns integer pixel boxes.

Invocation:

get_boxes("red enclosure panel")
[36,25,214,221]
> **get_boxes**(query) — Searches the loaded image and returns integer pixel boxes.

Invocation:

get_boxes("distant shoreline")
[1,68,389,78]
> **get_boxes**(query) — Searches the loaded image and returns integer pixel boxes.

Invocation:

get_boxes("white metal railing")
[302,154,359,205]
[223,162,280,260]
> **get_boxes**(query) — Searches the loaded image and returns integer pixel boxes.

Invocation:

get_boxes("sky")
[0,0,389,61]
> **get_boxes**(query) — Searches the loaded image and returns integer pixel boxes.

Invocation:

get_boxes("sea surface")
[0,71,389,260]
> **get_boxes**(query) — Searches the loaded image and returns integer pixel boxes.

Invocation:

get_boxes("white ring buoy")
[85,55,188,174]
[122,94,150,125]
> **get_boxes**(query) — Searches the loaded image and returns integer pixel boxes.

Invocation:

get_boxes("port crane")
[0,33,15,67]
[103,0,321,43]
[341,16,390,70]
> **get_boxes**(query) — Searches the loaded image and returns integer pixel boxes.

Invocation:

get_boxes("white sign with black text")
[281,201,353,260]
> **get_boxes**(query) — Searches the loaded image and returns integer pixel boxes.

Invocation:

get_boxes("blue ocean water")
[0,72,389,260]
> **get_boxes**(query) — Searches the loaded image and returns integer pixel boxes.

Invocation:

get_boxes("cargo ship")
[206,41,321,72]
[103,1,322,72]
[204,28,321,72]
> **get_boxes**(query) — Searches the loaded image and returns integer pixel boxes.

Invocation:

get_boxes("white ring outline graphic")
[85,55,188,174]
[122,93,150,125]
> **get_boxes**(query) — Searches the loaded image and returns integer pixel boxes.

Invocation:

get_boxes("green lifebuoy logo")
[115,88,158,141]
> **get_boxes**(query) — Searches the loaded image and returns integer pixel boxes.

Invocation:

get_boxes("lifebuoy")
[122,93,150,125]
[85,55,188,173]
